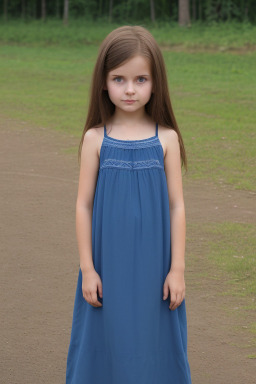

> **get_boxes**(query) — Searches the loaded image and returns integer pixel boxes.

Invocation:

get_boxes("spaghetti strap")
[104,124,107,137]
[156,122,158,137]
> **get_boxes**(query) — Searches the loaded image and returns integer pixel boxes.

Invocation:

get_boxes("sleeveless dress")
[66,122,192,384]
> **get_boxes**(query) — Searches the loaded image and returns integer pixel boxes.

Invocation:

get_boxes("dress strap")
[104,124,107,137]
[155,122,158,137]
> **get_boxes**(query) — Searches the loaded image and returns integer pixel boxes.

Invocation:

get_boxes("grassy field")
[1,18,256,49]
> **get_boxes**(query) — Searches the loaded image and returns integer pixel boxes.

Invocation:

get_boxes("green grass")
[0,18,255,49]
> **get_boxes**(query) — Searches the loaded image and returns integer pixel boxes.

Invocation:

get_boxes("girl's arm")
[76,128,103,307]
[162,127,186,310]
[76,128,100,273]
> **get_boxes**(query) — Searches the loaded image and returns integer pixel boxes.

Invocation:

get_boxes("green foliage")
[1,0,256,23]
[204,0,240,22]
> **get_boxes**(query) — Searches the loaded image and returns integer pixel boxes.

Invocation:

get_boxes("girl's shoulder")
[158,125,177,159]
[83,126,105,159]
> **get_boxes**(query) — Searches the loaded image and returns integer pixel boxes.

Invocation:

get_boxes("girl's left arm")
[162,128,186,310]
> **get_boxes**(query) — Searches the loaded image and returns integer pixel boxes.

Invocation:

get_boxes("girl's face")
[105,55,153,113]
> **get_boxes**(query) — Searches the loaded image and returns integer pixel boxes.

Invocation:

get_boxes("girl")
[66,25,192,384]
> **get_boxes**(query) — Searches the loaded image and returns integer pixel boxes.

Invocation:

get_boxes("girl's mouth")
[123,100,136,104]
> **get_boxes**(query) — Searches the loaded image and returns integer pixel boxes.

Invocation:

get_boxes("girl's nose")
[125,81,135,95]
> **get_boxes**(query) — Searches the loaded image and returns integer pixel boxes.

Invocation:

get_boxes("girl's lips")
[123,100,136,103]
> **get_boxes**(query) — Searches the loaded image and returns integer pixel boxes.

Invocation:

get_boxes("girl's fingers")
[170,292,184,310]
[87,291,102,307]
[174,293,182,310]
[82,282,103,306]
[88,292,94,306]
[91,291,103,307]
[169,292,176,310]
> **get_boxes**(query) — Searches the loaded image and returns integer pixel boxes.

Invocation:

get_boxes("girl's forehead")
[108,55,151,74]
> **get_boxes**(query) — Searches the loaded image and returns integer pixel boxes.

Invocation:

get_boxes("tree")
[150,0,155,23]
[1,0,256,24]
[179,0,190,26]
[63,0,69,25]
[41,0,46,21]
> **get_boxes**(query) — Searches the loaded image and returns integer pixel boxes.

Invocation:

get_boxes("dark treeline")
[1,0,255,24]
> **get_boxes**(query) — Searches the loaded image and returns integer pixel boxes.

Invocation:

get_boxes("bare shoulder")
[83,126,105,159]
[158,125,179,158]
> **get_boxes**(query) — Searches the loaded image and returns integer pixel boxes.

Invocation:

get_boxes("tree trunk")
[179,0,190,26]
[63,0,69,25]
[150,0,155,23]
[109,0,113,23]
[4,0,8,21]
[41,0,46,21]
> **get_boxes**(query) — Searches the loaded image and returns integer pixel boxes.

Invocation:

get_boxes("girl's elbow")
[76,198,93,212]
[169,200,185,212]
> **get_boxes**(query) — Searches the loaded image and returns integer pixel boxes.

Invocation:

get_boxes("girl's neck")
[109,107,151,128]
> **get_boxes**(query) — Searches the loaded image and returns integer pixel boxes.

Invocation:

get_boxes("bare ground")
[0,116,255,384]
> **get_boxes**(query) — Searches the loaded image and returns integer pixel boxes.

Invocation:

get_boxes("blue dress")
[66,122,192,384]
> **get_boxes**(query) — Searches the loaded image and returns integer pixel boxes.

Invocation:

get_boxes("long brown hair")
[78,25,187,172]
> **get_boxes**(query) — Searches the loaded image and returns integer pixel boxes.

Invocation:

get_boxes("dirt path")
[0,116,255,383]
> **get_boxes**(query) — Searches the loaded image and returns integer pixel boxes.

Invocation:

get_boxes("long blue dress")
[66,122,192,384]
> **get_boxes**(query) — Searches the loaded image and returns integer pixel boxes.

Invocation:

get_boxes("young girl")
[66,25,192,384]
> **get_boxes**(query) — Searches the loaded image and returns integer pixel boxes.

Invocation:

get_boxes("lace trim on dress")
[100,158,164,170]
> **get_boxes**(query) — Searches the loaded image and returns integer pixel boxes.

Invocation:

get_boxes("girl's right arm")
[76,128,103,307]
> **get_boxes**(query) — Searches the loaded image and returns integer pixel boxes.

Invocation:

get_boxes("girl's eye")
[114,77,123,83]
[113,77,146,83]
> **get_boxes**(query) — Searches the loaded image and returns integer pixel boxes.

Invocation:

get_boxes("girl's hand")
[163,269,185,311]
[81,268,103,307]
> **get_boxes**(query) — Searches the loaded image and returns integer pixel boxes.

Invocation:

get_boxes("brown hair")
[78,25,187,172]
